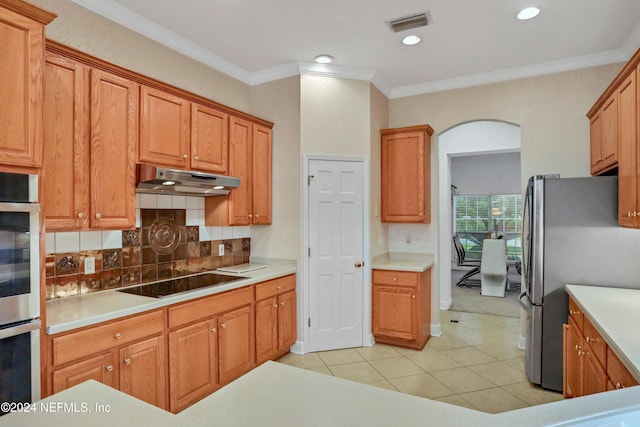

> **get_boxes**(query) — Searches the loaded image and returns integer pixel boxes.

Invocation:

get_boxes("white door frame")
[294,154,372,354]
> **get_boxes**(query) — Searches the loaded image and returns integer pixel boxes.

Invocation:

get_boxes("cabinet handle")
[114,333,122,340]
[575,344,581,351]
[182,154,188,159]
[586,336,595,343]
[194,156,199,160]
[255,214,260,219]
[616,382,623,389]
[220,323,226,329]
[276,286,281,290]
[211,327,217,333]
[578,351,586,356]
[105,365,113,372]
[95,213,102,219]
[412,295,416,299]
[248,214,253,218]
[392,277,397,282]
[570,309,580,315]
[77,212,85,219]
[124,358,131,365]
[281,301,285,306]
[419,212,423,216]
[273,304,278,308]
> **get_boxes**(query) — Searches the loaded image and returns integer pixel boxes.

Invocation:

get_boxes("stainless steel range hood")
[136,165,240,197]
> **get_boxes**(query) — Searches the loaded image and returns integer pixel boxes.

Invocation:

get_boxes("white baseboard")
[440,298,452,310]
[365,333,375,347]
[290,341,304,355]
[431,323,442,337]
[518,334,526,350]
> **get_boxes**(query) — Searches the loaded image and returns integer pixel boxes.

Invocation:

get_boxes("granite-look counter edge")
[46,265,296,335]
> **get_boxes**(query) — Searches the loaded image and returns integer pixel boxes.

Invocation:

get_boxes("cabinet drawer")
[255,275,295,301]
[583,317,606,367]
[169,286,253,329]
[607,347,639,389]
[373,270,418,287]
[568,297,584,331]
[53,310,164,366]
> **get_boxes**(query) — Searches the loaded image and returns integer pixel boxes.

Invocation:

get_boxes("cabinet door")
[191,103,229,173]
[218,305,254,384]
[617,71,638,227]
[255,297,278,364]
[52,352,116,393]
[583,348,607,396]
[0,6,45,168]
[168,319,218,412]
[600,93,618,170]
[564,318,583,398]
[381,130,428,222]
[90,69,138,229]
[43,53,90,230]
[590,113,603,175]
[252,124,272,224]
[120,336,167,410]
[278,290,297,352]
[139,85,190,168]
[227,116,253,225]
[372,285,418,341]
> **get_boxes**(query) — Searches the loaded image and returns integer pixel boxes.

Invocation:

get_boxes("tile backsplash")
[46,202,251,300]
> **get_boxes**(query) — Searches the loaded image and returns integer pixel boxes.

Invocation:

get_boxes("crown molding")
[389,50,629,99]
[70,0,635,100]
[71,0,251,83]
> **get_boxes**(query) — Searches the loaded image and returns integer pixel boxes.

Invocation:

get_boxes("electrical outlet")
[218,243,225,256]
[84,256,95,274]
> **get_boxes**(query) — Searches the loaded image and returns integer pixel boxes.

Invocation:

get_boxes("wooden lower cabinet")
[372,268,431,350]
[120,336,166,409]
[168,319,217,413]
[218,306,254,385]
[564,297,639,398]
[52,353,116,394]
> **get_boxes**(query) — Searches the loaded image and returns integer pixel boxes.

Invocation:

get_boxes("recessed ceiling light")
[314,55,334,64]
[517,6,540,20]
[402,35,421,46]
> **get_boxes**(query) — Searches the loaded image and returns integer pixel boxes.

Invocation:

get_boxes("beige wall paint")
[249,76,301,260]
[369,84,389,258]
[301,75,371,155]
[389,64,623,188]
[32,0,250,110]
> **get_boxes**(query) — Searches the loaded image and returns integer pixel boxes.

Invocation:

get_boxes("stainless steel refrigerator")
[519,175,640,392]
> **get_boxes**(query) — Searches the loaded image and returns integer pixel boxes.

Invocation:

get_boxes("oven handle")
[0,319,40,339]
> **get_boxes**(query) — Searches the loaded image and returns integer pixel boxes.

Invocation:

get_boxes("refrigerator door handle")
[518,292,532,311]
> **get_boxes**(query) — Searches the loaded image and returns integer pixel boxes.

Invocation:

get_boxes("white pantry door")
[308,159,364,352]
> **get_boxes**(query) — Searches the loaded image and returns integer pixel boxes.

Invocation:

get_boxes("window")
[454,194,522,261]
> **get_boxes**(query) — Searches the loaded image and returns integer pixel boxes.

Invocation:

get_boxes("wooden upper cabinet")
[43,53,90,230]
[227,116,253,225]
[600,93,618,170]
[0,2,55,169]
[252,124,272,224]
[589,113,603,175]
[617,70,638,227]
[191,103,229,173]
[90,69,138,229]
[381,125,433,223]
[139,85,190,168]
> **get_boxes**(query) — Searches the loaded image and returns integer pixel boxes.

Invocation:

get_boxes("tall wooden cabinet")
[43,49,138,231]
[381,125,433,223]
[0,1,55,170]
[205,117,273,226]
[372,268,431,350]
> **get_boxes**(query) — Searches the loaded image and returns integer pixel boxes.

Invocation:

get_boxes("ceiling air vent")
[387,12,429,33]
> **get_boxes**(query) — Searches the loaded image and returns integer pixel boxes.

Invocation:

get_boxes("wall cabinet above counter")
[41,41,273,231]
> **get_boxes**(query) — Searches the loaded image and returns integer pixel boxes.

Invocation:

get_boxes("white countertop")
[565,284,640,381]
[371,252,434,272]
[5,362,640,427]
[46,265,296,334]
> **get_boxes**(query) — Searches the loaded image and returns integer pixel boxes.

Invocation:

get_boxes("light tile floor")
[279,310,563,414]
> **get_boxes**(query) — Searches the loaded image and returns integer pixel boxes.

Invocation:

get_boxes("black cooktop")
[118,272,248,298]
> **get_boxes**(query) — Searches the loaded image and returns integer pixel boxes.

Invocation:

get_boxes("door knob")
[354,262,364,268]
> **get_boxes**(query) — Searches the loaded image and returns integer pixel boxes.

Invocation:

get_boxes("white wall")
[451,152,521,195]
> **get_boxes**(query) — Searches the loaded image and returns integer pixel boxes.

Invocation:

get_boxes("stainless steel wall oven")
[0,172,40,415]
